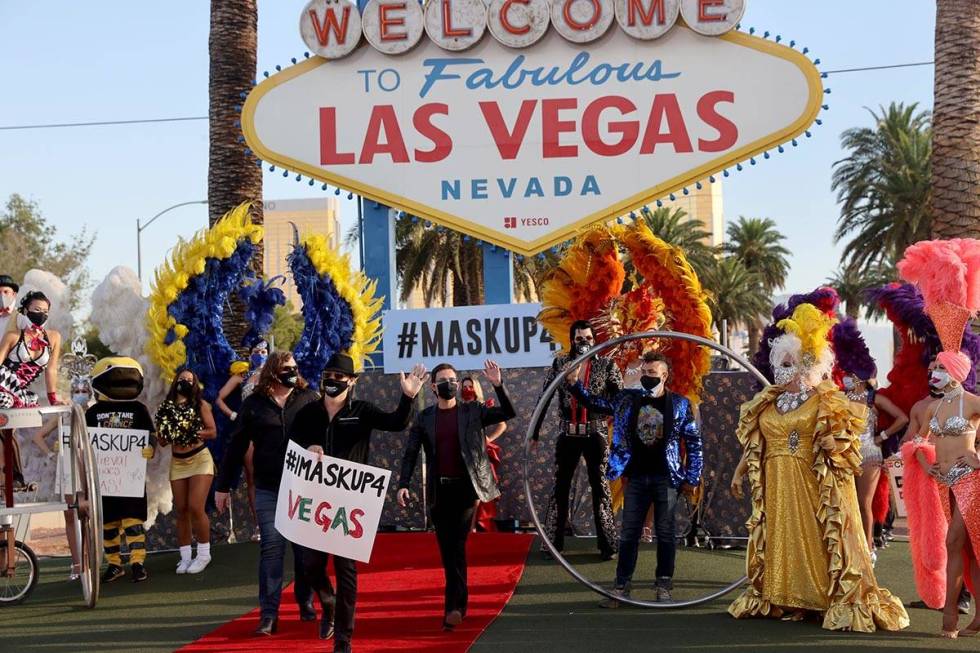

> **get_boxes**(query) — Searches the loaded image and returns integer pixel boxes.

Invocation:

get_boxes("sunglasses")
[574,336,594,343]
[322,371,349,381]
[281,366,298,373]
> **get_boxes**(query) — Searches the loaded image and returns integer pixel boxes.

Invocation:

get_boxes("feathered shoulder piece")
[146,203,262,397]
[288,227,383,382]
[537,226,625,353]
[776,303,836,364]
[614,220,712,399]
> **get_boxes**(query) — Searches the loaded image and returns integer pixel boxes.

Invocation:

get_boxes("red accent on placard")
[698,0,725,22]
[479,100,537,159]
[319,107,356,164]
[583,95,639,156]
[499,0,532,35]
[441,0,473,37]
[562,0,602,31]
[349,509,365,539]
[287,490,302,519]
[413,103,453,162]
[359,105,411,164]
[308,6,352,45]
[379,3,409,41]
[542,98,579,157]
[697,90,738,152]
[639,94,694,154]
[627,0,665,26]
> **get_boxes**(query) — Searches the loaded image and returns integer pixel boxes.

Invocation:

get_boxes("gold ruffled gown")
[728,381,909,632]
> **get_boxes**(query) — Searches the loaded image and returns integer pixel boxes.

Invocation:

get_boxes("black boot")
[299,600,317,621]
[319,591,336,640]
[253,617,278,636]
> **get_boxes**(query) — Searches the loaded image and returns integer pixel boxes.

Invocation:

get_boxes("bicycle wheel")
[0,539,38,605]
[69,404,101,608]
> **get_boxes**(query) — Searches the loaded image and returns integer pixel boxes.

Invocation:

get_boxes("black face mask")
[574,341,592,357]
[27,311,47,327]
[278,371,299,388]
[436,380,458,400]
[175,380,193,396]
[321,378,349,398]
[640,376,663,392]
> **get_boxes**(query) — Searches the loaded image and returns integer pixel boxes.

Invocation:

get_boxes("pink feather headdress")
[898,239,980,382]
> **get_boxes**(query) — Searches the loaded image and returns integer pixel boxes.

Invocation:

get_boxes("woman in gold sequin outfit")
[728,303,908,632]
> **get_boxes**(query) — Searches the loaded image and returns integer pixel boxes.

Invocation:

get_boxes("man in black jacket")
[536,320,623,560]
[291,353,427,653]
[396,359,515,631]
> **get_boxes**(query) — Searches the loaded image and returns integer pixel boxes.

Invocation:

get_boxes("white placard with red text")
[275,440,390,563]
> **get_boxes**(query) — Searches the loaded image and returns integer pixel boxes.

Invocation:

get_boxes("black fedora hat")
[0,275,19,292]
[323,352,356,377]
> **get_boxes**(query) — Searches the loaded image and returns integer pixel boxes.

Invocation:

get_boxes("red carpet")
[178,532,533,653]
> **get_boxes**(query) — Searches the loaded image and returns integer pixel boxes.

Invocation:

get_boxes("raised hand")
[483,359,503,386]
[565,364,581,385]
[400,363,428,398]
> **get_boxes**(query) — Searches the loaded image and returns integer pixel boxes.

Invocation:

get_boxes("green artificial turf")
[474,536,974,652]
[1,536,976,652]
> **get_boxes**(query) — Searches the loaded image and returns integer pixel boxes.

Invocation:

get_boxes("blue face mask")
[250,352,267,369]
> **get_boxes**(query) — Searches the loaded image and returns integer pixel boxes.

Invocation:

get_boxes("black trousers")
[303,549,357,644]
[431,478,478,616]
[548,433,617,556]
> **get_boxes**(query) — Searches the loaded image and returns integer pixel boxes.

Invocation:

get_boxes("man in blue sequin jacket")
[567,350,702,605]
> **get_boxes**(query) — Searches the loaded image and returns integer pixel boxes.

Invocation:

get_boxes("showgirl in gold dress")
[728,303,909,632]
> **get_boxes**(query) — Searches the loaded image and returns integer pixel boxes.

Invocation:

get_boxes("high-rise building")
[648,177,725,246]
[263,198,341,312]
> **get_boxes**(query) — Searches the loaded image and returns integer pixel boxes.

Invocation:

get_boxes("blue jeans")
[615,473,677,587]
[255,488,313,619]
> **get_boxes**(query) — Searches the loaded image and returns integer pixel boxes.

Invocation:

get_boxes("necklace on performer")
[943,386,964,404]
[776,388,811,414]
[846,390,866,403]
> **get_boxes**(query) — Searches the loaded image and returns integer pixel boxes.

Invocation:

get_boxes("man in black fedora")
[290,352,427,653]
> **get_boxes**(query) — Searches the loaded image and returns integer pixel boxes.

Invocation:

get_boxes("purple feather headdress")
[832,317,876,380]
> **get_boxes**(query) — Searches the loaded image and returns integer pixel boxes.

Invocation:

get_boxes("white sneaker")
[186,556,211,574]
[869,549,878,567]
[176,559,192,574]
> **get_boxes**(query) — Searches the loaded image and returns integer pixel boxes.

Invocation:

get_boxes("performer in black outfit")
[536,320,623,559]
[291,353,427,653]
[397,359,515,631]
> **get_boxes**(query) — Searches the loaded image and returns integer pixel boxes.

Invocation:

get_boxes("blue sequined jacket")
[569,382,703,487]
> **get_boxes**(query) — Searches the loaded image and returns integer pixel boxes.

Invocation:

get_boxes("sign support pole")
[362,201,396,368]
[483,245,513,305]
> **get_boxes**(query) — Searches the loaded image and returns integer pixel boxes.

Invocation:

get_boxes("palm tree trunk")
[747,319,762,355]
[931,0,980,239]
[209,0,262,350]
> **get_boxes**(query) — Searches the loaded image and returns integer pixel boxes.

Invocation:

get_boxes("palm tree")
[699,256,771,348]
[930,1,980,239]
[209,0,262,347]
[395,217,484,306]
[826,264,894,319]
[724,217,790,353]
[832,103,932,270]
[620,207,717,287]
[513,250,563,302]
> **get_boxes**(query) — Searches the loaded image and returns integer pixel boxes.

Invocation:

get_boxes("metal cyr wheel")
[523,330,770,608]
[68,404,102,608]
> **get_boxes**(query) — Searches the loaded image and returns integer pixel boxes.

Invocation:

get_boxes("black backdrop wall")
[147,368,759,549]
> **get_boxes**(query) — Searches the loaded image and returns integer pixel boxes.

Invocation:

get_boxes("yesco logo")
[504,217,517,228]
[300,0,746,59]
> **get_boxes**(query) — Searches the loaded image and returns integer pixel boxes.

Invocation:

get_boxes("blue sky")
[0,1,935,310]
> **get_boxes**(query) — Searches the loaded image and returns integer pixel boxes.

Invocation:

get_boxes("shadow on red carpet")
[178,532,533,653]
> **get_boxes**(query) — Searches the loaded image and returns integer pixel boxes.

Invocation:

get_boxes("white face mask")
[773,364,799,386]
[0,295,14,310]
[930,370,951,390]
